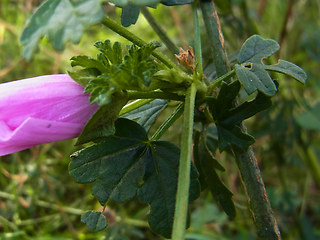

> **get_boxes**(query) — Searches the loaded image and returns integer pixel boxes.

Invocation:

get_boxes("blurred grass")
[0,0,320,239]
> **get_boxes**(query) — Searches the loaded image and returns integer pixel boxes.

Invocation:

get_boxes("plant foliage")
[70,118,200,237]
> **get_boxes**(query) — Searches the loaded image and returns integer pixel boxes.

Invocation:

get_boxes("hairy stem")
[141,7,179,55]
[172,83,196,240]
[102,17,178,69]
[200,2,281,239]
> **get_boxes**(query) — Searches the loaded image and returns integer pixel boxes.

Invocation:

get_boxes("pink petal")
[0,74,99,156]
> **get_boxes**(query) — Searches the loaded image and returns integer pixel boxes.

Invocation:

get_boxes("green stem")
[119,99,153,116]
[200,2,281,240]
[207,69,235,93]
[141,7,179,55]
[192,2,203,76]
[171,83,197,240]
[151,103,184,140]
[127,90,184,101]
[102,17,178,69]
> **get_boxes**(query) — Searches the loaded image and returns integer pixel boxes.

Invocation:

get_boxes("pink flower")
[0,74,98,156]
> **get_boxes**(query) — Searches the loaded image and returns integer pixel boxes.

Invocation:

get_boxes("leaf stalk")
[151,103,184,141]
[141,7,179,55]
[207,69,235,94]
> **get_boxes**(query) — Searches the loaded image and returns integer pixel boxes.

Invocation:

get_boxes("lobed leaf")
[81,211,107,232]
[263,59,307,84]
[70,119,148,204]
[236,35,307,95]
[235,64,277,96]
[70,118,200,237]
[207,80,271,151]
[238,34,280,64]
[70,41,161,106]
[21,0,104,59]
[70,56,106,73]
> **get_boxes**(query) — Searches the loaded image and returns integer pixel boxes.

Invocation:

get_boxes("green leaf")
[71,118,200,237]
[295,102,320,131]
[121,4,141,27]
[217,125,255,151]
[263,59,307,84]
[211,81,241,120]
[238,34,280,64]
[221,92,272,126]
[235,63,277,96]
[121,99,167,132]
[70,119,148,204]
[20,0,104,59]
[207,81,267,151]
[81,211,107,232]
[161,0,194,5]
[94,40,123,65]
[236,35,307,95]
[138,141,200,238]
[70,55,106,73]
[72,41,161,106]
[68,68,100,87]
[76,92,128,145]
[193,132,235,218]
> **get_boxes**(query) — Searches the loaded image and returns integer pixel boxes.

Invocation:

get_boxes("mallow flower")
[0,74,99,156]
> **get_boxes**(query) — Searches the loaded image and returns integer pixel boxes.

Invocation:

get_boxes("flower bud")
[0,74,98,156]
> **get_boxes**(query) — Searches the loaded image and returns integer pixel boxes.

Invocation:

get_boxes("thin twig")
[141,7,179,55]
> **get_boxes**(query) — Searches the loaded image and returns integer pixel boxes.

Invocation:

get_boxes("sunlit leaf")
[21,0,104,59]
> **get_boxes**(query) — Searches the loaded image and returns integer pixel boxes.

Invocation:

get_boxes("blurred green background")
[0,0,319,239]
